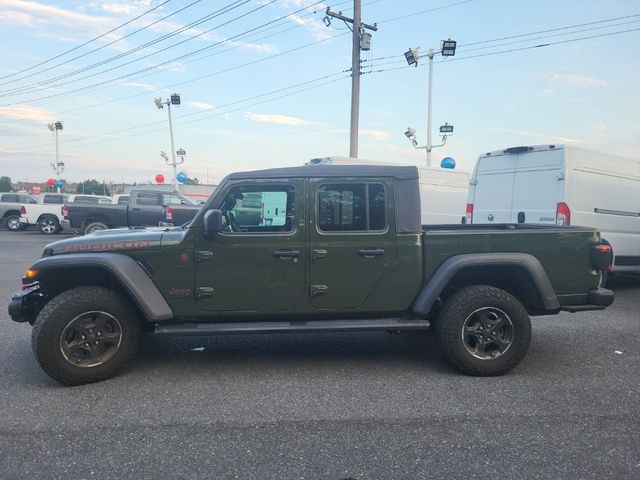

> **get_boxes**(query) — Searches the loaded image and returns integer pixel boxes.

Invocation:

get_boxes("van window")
[317,183,386,232]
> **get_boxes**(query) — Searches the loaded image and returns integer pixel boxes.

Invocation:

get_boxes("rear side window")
[318,183,386,232]
[73,196,100,204]
[43,195,65,204]
[117,196,129,205]
[136,193,161,205]
[1,194,18,203]
[162,193,183,205]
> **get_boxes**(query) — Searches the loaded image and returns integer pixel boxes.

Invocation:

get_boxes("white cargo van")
[466,144,640,274]
[307,157,469,225]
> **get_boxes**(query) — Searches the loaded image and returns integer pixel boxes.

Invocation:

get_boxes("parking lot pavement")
[0,229,638,479]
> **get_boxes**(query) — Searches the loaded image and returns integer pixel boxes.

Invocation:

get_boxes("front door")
[308,178,396,310]
[194,179,306,312]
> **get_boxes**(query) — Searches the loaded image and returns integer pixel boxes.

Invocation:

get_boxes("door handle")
[273,250,300,259]
[132,207,141,211]
[358,248,384,258]
[311,249,328,260]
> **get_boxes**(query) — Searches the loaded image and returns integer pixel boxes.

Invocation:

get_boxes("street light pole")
[47,121,64,192]
[166,101,178,188]
[426,49,434,166]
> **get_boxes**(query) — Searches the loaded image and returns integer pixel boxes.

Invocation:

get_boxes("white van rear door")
[472,153,516,223]
[511,148,564,224]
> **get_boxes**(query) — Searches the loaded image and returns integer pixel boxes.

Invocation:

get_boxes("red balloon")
[155,174,165,184]
[46,178,56,186]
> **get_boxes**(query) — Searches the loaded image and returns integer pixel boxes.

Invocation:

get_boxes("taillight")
[20,206,26,214]
[465,203,474,224]
[591,244,613,271]
[165,206,174,221]
[555,202,571,225]
[61,206,69,218]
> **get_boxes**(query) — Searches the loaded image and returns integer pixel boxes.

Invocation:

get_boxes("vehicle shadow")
[131,330,455,376]
[607,274,640,292]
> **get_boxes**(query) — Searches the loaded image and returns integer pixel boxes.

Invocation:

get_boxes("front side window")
[117,196,130,205]
[1,194,18,203]
[318,183,386,232]
[162,193,184,205]
[43,195,65,204]
[219,184,295,233]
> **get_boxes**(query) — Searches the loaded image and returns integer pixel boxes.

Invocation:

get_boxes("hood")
[43,227,185,256]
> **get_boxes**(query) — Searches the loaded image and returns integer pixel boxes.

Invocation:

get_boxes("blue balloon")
[55,180,64,188]
[441,157,456,169]
[176,172,187,183]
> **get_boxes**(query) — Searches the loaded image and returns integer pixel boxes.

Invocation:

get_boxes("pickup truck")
[1,192,37,231]
[61,190,200,235]
[8,165,614,385]
[20,194,112,235]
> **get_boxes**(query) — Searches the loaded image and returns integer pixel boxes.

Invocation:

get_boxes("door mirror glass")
[203,209,223,239]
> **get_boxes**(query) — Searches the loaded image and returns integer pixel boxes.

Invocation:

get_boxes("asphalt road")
[0,230,638,479]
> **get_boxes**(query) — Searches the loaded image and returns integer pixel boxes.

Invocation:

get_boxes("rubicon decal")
[62,240,153,252]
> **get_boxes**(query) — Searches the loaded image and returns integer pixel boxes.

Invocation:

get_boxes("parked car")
[20,194,113,235]
[465,144,640,282]
[0,192,37,231]
[62,189,200,235]
[9,164,613,385]
[306,156,469,224]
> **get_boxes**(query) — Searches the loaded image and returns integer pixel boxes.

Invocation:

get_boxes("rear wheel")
[31,287,141,385]
[84,222,108,235]
[39,215,61,235]
[435,285,531,376]
[6,214,25,231]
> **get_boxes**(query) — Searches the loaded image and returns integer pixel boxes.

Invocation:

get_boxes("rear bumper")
[8,285,44,324]
[560,288,614,312]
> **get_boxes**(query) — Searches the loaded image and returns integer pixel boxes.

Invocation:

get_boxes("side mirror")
[203,209,223,239]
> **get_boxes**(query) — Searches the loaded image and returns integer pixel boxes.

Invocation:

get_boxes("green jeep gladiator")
[8,165,614,385]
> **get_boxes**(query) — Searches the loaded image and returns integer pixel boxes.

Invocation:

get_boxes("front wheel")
[84,222,108,235]
[39,216,62,235]
[31,287,141,385]
[435,285,531,376]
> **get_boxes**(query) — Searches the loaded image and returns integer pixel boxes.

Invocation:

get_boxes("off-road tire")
[31,287,141,385]
[39,215,62,235]
[84,222,108,235]
[435,285,531,376]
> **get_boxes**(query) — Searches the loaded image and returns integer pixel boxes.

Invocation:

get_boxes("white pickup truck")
[20,194,111,235]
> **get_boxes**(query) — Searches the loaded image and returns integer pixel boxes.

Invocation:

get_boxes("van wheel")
[435,285,531,376]
[84,222,108,235]
[39,215,62,235]
[31,287,141,386]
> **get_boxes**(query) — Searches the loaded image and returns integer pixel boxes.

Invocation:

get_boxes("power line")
[0,0,206,90]
[377,0,475,24]
[0,0,256,97]
[0,0,328,106]
[0,0,173,82]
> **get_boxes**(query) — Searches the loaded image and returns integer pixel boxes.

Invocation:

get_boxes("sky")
[0,0,639,185]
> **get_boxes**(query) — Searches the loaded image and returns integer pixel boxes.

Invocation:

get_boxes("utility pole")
[325,2,377,159]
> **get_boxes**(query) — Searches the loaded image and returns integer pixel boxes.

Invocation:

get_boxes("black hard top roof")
[228,164,419,180]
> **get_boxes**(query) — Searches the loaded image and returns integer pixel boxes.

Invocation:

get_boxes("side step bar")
[153,318,431,336]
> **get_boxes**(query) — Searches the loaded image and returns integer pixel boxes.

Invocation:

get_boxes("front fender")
[30,253,174,321]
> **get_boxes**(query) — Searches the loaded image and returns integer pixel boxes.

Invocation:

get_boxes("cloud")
[187,101,215,111]
[244,112,323,127]
[546,73,607,87]
[360,129,392,140]
[0,0,110,28]
[490,127,581,144]
[120,82,156,92]
[0,105,54,123]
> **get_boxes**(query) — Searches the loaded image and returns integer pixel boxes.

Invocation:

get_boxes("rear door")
[471,153,517,223]
[308,177,396,310]
[511,148,564,224]
[129,192,164,226]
